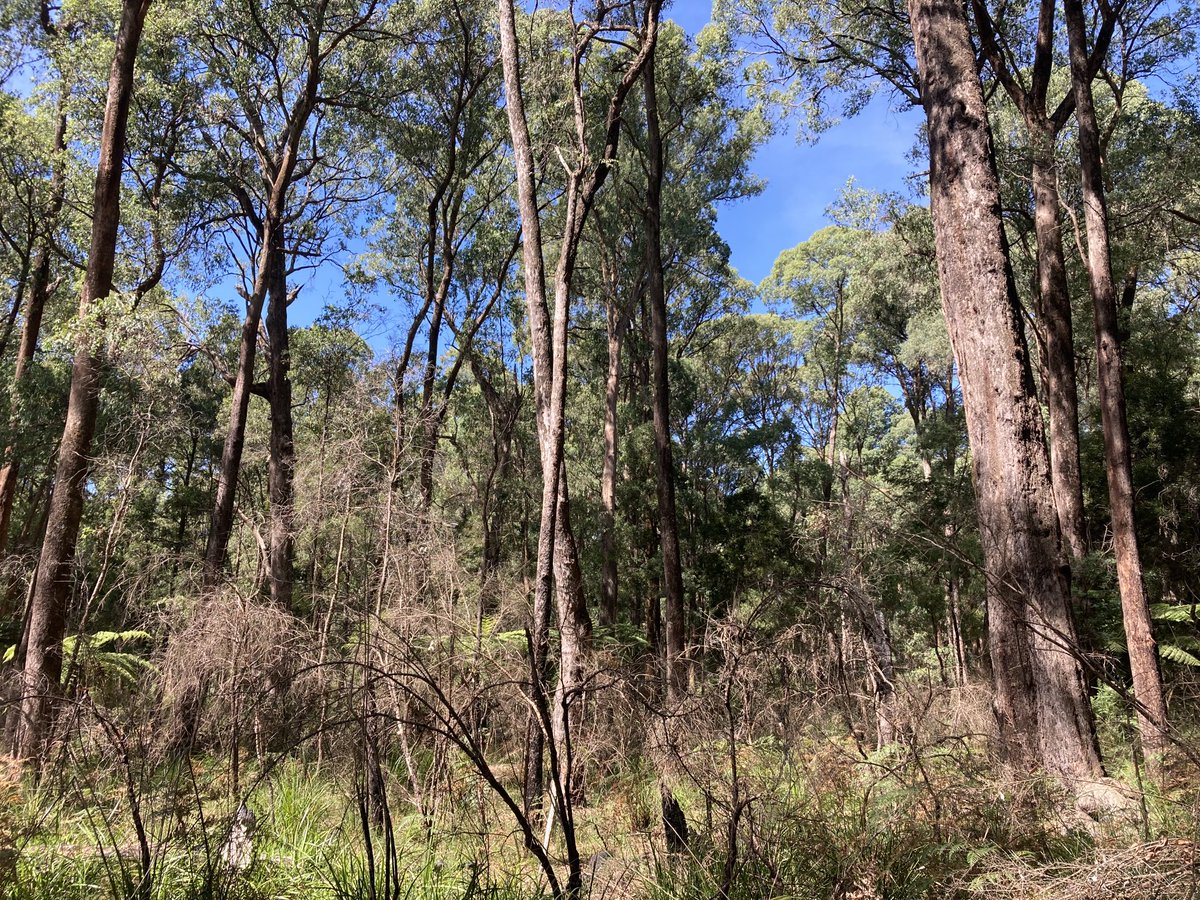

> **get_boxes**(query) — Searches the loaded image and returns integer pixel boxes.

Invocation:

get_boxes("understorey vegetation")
[1,0,1200,896]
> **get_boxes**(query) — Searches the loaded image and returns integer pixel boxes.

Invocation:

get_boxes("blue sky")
[291,0,928,330]
[666,0,926,285]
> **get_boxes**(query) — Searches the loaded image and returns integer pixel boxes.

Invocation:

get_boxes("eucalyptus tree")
[906,0,1106,782]
[359,0,515,538]
[15,0,153,761]
[192,0,390,610]
[642,24,690,702]
[0,2,72,558]
[722,0,1108,781]
[967,0,1121,565]
[1063,0,1169,765]
[496,0,660,854]
[578,19,762,643]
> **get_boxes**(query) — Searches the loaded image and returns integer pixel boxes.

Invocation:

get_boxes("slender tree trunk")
[643,49,686,703]
[497,0,560,824]
[1031,140,1089,564]
[499,1,656,862]
[204,227,274,583]
[470,350,520,596]
[599,302,625,628]
[418,267,453,510]
[0,107,67,554]
[15,0,151,761]
[265,233,295,611]
[908,0,1102,781]
[1064,0,1168,763]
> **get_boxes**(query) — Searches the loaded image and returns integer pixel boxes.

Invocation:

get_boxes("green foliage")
[3,630,153,690]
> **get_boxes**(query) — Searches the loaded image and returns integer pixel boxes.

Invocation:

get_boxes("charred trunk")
[265,233,295,612]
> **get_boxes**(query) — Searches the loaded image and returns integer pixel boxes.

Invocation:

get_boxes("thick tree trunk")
[15,0,150,761]
[1064,0,1168,763]
[908,0,1102,781]
[265,234,295,611]
[1031,141,1088,564]
[643,49,686,703]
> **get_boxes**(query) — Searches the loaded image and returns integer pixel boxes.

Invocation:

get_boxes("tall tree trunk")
[1031,140,1088,564]
[907,0,1102,781]
[203,227,274,583]
[497,0,657,844]
[1064,0,1168,764]
[643,48,686,703]
[497,0,560,825]
[418,267,453,510]
[265,233,295,611]
[599,300,626,628]
[969,0,1112,570]
[0,105,68,555]
[14,0,151,761]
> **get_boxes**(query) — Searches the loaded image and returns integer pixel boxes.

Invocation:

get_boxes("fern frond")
[1160,644,1200,667]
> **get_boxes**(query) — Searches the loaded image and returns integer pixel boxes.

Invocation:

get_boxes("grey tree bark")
[497,0,658,874]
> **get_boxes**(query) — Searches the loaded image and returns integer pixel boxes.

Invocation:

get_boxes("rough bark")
[15,0,151,760]
[970,0,1108,567]
[1064,0,1168,762]
[643,47,686,703]
[1032,143,1088,563]
[908,0,1103,781]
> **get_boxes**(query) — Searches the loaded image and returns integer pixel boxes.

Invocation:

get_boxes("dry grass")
[960,838,1200,899]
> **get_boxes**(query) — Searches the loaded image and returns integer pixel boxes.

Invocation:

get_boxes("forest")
[0,0,1199,896]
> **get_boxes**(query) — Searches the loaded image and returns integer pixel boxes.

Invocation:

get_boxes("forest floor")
[3,681,1200,899]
